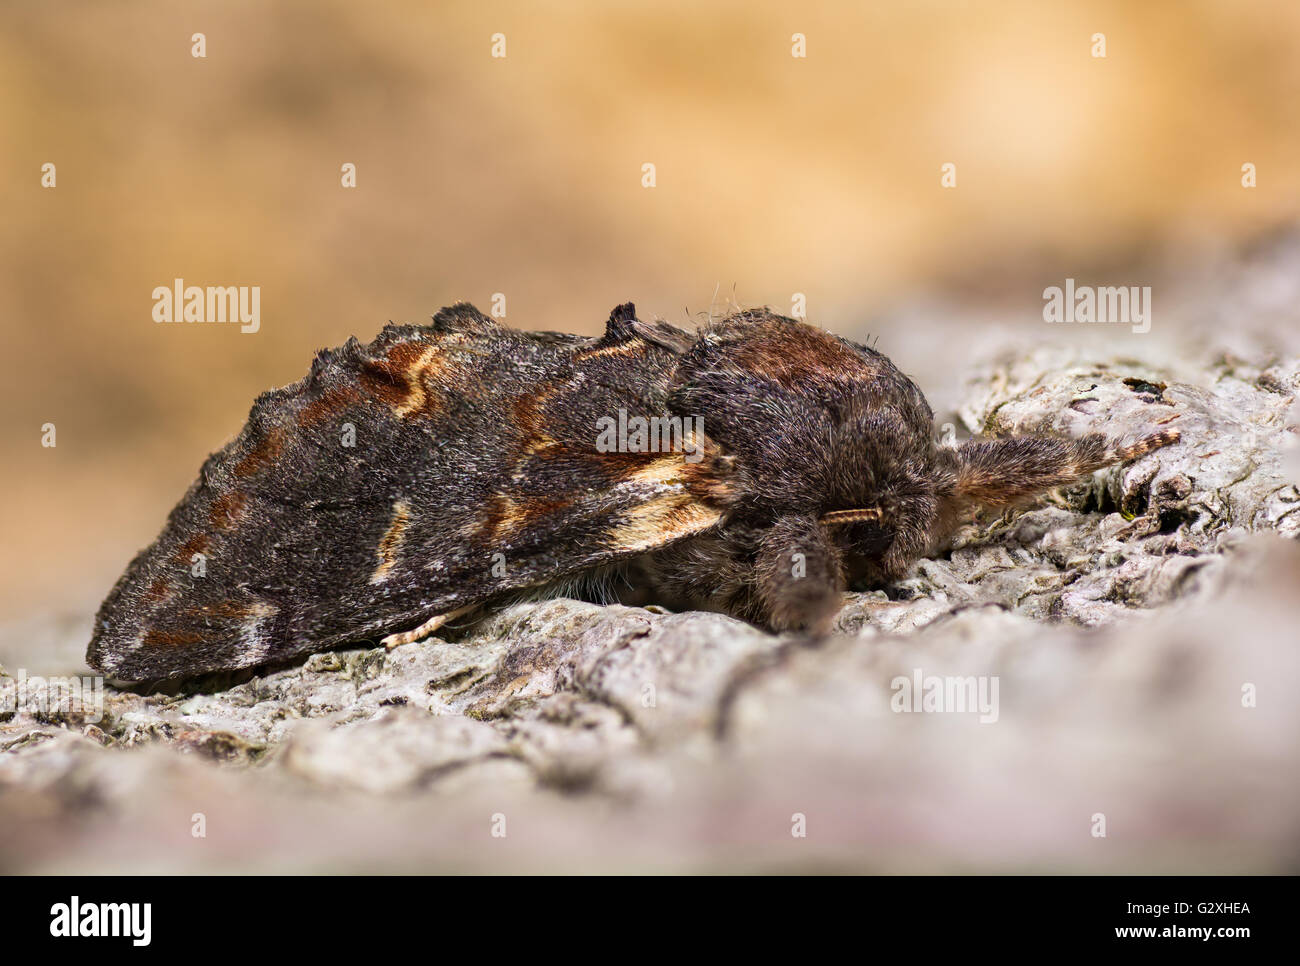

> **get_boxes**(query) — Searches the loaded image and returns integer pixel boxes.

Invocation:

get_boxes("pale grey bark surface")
[3,244,1298,873]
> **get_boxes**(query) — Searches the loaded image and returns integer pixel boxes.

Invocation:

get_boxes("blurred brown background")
[2,0,1298,631]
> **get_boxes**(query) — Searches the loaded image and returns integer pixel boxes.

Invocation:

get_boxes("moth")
[88,302,1179,680]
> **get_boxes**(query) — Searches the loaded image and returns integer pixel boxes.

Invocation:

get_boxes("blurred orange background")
[2,0,1297,630]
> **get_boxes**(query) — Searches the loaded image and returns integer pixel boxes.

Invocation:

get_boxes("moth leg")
[381,604,474,650]
[754,515,846,634]
[636,529,755,618]
[640,516,847,633]
[877,491,941,582]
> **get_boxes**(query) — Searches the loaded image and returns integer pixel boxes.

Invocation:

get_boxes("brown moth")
[88,303,1179,680]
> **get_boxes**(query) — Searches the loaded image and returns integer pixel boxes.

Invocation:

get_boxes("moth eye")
[840,521,894,557]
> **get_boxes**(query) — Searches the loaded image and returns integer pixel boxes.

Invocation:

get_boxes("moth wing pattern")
[88,303,729,680]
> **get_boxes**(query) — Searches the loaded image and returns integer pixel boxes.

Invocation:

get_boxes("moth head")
[670,313,938,586]
[817,507,898,586]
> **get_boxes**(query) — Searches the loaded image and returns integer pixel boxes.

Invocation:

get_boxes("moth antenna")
[942,428,1181,510]
[820,507,883,525]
